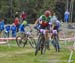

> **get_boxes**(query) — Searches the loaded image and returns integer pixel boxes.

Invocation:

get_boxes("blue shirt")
[5,25,10,32]
[19,24,25,32]
[64,14,69,19]
[11,25,16,31]
[64,11,69,20]
[0,21,4,31]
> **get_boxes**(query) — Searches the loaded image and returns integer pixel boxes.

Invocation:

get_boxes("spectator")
[19,15,23,24]
[0,19,4,37]
[21,11,27,20]
[11,23,17,37]
[14,17,20,32]
[64,9,70,23]
[4,24,10,37]
[15,12,19,18]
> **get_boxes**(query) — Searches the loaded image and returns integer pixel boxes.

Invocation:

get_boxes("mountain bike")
[35,29,50,55]
[51,31,60,52]
[16,31,36,48]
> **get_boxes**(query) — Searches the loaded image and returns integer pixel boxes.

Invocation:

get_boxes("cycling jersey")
[41,21,48,27]
[19,24,25,32]
[53,20,61,31]
[39,15,51,22]
[50,16,57,24]
[34,23,40,30]
[50,16,61,32]
[39,15,51,27]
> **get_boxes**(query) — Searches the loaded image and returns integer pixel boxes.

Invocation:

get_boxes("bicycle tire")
[41,39,46,54]
[52,36,60,52]
[55,38,60,52]
[16,36,27,47]
[35,41,41,56]
[35,35,42,56]
[28,38,36,48]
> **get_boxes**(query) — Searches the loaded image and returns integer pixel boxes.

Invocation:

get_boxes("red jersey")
[14,18,19,26]
[41,21,48,27]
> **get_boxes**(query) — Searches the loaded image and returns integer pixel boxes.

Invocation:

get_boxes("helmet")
[44,10,51,17]
[51,16,57,25]
[42,15,46,21]
[22,20,27,25]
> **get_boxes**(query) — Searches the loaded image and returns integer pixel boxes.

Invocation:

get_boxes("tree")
[0,0,56,23]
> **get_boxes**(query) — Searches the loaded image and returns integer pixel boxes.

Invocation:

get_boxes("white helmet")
[51,16,57,25]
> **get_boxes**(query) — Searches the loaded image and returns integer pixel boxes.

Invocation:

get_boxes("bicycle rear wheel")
[55,38,60,52]
[52,36,60,52]
[16,36,27,47]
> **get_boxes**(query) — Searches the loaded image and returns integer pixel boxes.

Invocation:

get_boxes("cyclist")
[19,20,28,33]
[50,13,61,32]
[50,13,61,52]
[35,10,52,50]
[19,19,32,35]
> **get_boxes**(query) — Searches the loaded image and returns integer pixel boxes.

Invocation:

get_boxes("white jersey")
[56,20,61,27]
[50,16,57,23]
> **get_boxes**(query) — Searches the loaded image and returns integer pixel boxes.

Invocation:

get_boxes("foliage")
[0,0,56,23]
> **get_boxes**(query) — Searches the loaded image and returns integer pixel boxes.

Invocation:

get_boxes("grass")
[0,40,75,63]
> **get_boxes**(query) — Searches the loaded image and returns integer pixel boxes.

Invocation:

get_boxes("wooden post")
[70,0,74,22]
[66,0,69,10]
[10,0,12,18]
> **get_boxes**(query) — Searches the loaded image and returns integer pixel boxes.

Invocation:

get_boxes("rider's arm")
[34,19,38,26]
[34,16,42,26]
[51,24,54,30]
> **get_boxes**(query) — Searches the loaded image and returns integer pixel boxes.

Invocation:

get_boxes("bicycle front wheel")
[28,37,36,48]
[41,40,46,55]
[35,41,41,56]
